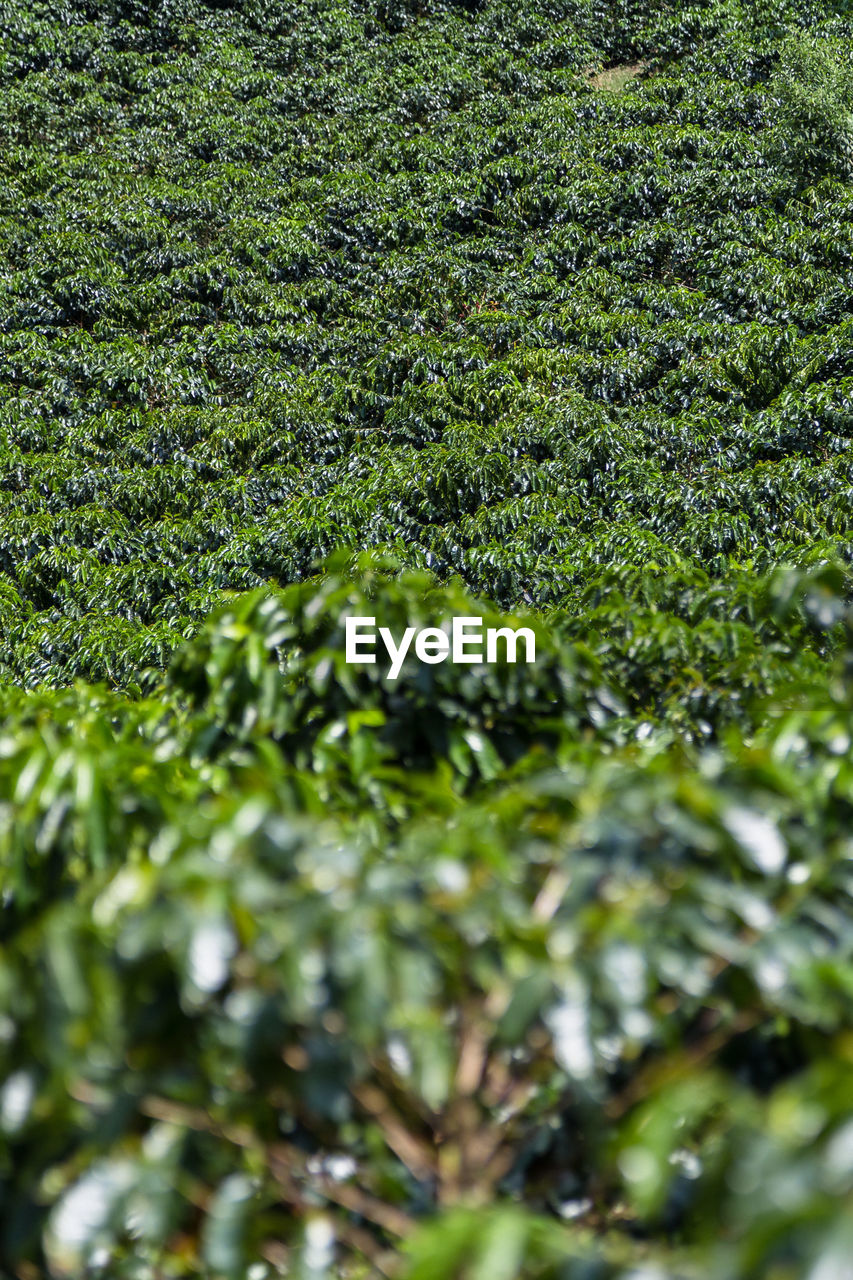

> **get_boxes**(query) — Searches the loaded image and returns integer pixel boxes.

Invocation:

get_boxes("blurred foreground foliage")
[1,557,853,1278]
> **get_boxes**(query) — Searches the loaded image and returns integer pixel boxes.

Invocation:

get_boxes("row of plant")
[1,5,853,690]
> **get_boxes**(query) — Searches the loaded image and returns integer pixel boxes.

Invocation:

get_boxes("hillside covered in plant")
[1,1,852,1277]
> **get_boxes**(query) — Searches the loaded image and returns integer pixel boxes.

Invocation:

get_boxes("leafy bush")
[2,563,853,1277]
[771,33,853,185]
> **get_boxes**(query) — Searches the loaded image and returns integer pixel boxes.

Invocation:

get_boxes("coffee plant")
[1,0,852,1276]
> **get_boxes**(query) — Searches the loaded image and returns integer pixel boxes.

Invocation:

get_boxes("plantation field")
[1,1,852,1277]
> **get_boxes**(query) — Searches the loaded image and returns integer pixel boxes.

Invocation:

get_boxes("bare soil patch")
[587,61,649,91]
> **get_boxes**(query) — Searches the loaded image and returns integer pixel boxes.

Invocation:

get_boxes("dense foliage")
[1,0,853,1276]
